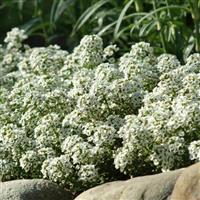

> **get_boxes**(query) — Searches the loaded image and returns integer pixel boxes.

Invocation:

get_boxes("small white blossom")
[188,140,200,161]
[78,164,99,183]
[4,28,27,50]
[1,27,200,193]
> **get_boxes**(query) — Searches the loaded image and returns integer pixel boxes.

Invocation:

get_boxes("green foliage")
[1,0,200,60]
[73,0,198,62]
[0,0,97,49]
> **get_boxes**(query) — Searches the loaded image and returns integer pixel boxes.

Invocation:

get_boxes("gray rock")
[171,162,200,200]
[75,169,184,200]
[75,181,127,200]
[0,179,73,200]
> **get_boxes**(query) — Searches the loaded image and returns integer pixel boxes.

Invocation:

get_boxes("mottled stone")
[0,179,73,200]
[171,162,200,200]
[75,169,183,200]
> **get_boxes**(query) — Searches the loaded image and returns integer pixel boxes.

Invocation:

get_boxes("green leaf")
[139,21,156,37]
[98,21,116,36]
[130,5,189,35]
[184,35,195,61]
[98,12,146,37]
[17,0,25,11]
[72,0,109,34]
[20,18,41,33]
[50,0,74,24]
[114,0,134,39]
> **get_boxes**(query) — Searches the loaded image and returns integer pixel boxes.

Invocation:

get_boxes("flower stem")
[189,0,200,52]
[134,0,143,12]
[152,0,167,53]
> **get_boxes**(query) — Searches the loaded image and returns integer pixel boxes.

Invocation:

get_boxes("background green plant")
[73,0,200,63]
[0,0,97,50]
[1,0,200,62]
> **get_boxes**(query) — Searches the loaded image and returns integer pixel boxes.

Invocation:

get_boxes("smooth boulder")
[171,162,200,200]
[75,168,184,200]
[0,179,73,200]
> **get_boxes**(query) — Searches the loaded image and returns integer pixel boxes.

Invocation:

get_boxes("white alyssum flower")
[4,27,27,50]
[188,140,200,161]
[1,27,200,193]
[157,53,181,74]
[78,164,99,183]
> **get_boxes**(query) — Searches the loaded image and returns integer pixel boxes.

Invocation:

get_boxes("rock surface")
[75,168,184,200]
[171,162,200,200]
[0,179,73,200]
[1,163,199,200]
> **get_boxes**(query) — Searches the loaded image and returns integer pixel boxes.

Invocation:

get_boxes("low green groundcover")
[0,28,199,193]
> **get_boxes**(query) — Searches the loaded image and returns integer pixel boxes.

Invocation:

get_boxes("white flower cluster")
[72,35,103,69]
[115,53,200,173]
[4,27,27,50]
[157,54,181,74]
[0,28,199,193]
[119,42,159,91]
[19,45,68,75]
[0,28,27,89]
[188,140,200,161]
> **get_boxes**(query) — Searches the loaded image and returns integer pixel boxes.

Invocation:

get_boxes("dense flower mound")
[0,28,199,192]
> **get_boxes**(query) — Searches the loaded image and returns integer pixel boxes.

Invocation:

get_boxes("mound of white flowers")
[0,28,199,192]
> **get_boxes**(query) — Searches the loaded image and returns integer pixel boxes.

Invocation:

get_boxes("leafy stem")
[134,0,143,12]
[189,0,200,52]
[152,0,167,53]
